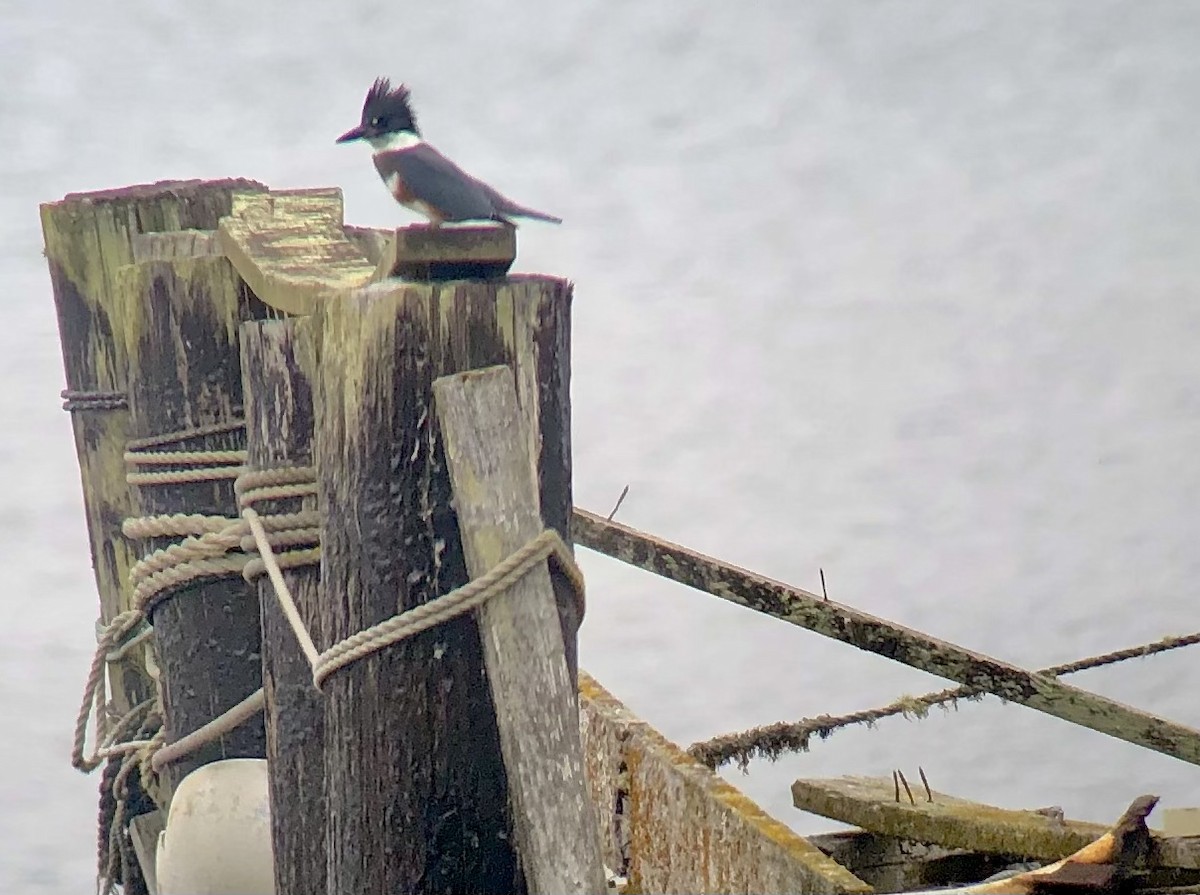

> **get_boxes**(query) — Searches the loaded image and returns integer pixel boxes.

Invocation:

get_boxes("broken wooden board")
[218,188,375,314]
[793,776,1200,871]
[371,224,517,281]
[809,830,1019,893]
[580,672,871,895]
[927,794,1158,894]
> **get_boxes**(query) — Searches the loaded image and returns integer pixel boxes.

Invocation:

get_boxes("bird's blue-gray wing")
[384,145,497,221]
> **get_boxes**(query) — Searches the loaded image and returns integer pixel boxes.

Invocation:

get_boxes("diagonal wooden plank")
[572,509,1200,767]
[435,366,605,895]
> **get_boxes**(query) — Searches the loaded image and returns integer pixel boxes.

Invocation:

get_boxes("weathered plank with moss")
[41,179,265,722]
[119,254,270,793]
[794,776,1105,861]
[239,318,325,895]
[218,188,375,315]
[579,672,872,895]
[435,366,604,895]
[313,277,576,893]
[572,510,1200,768]
[792,777,1200,871]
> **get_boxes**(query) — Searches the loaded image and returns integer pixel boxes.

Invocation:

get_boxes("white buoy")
[156,758,275,895]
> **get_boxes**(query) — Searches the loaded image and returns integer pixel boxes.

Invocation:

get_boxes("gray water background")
[3,1,1199,890]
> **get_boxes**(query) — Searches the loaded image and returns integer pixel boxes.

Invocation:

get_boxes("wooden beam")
[119,255,270,794]
[434,366,604,894]
[794,776,1106,861]
[239,318,325,895]
[375,225,517,281]
[41,179,265,725]
[807,830,1016,893]
[572,510,1200,767]
[218,188,375,314]
[792,777,1200,871]
[313,276,577,893]
[579,672,872,895]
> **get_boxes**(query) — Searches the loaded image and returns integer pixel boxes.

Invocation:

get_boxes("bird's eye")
[370,116,384,128]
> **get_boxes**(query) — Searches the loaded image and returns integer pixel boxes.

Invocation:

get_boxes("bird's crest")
[362,78,418,134]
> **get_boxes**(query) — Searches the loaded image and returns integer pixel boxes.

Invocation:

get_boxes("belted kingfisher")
[336,78,562,227]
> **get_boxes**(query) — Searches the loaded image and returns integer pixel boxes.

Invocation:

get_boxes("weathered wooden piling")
[41,180,264,724]
[312,277,580,893]
[119,252,270,792]
[239,318,325,894]
[215,186,586,892]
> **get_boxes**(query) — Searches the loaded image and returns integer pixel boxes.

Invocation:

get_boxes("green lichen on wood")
[578,673,873,895]
[793,777,1104,862]
[40,180,265,718]
[219,189,375,315]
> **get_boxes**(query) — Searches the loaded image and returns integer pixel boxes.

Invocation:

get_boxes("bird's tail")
[486,186,563,224]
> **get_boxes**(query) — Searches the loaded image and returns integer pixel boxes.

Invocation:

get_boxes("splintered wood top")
[219,188,375,314]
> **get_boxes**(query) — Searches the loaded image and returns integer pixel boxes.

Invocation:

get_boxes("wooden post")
[434,366,604,894]
[313,275,576,893]
[118,254,270,793]
[40,179,264,722]
[239,318,326,895]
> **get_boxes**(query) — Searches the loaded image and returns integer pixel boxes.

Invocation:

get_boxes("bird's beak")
[336,125,366,144]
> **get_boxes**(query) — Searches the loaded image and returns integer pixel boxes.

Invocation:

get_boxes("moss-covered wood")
[793,777,1200,875]
[572,510,1200,767]
[795,776,1106,862]
[312,276,575,894]
[239,318,325,895]
[119,255,270,793]
[579,672,872,895]
[218,188,374,315]
[41,179,265,722]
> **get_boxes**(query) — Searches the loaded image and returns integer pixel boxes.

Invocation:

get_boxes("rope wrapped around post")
[75,432,587,778]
